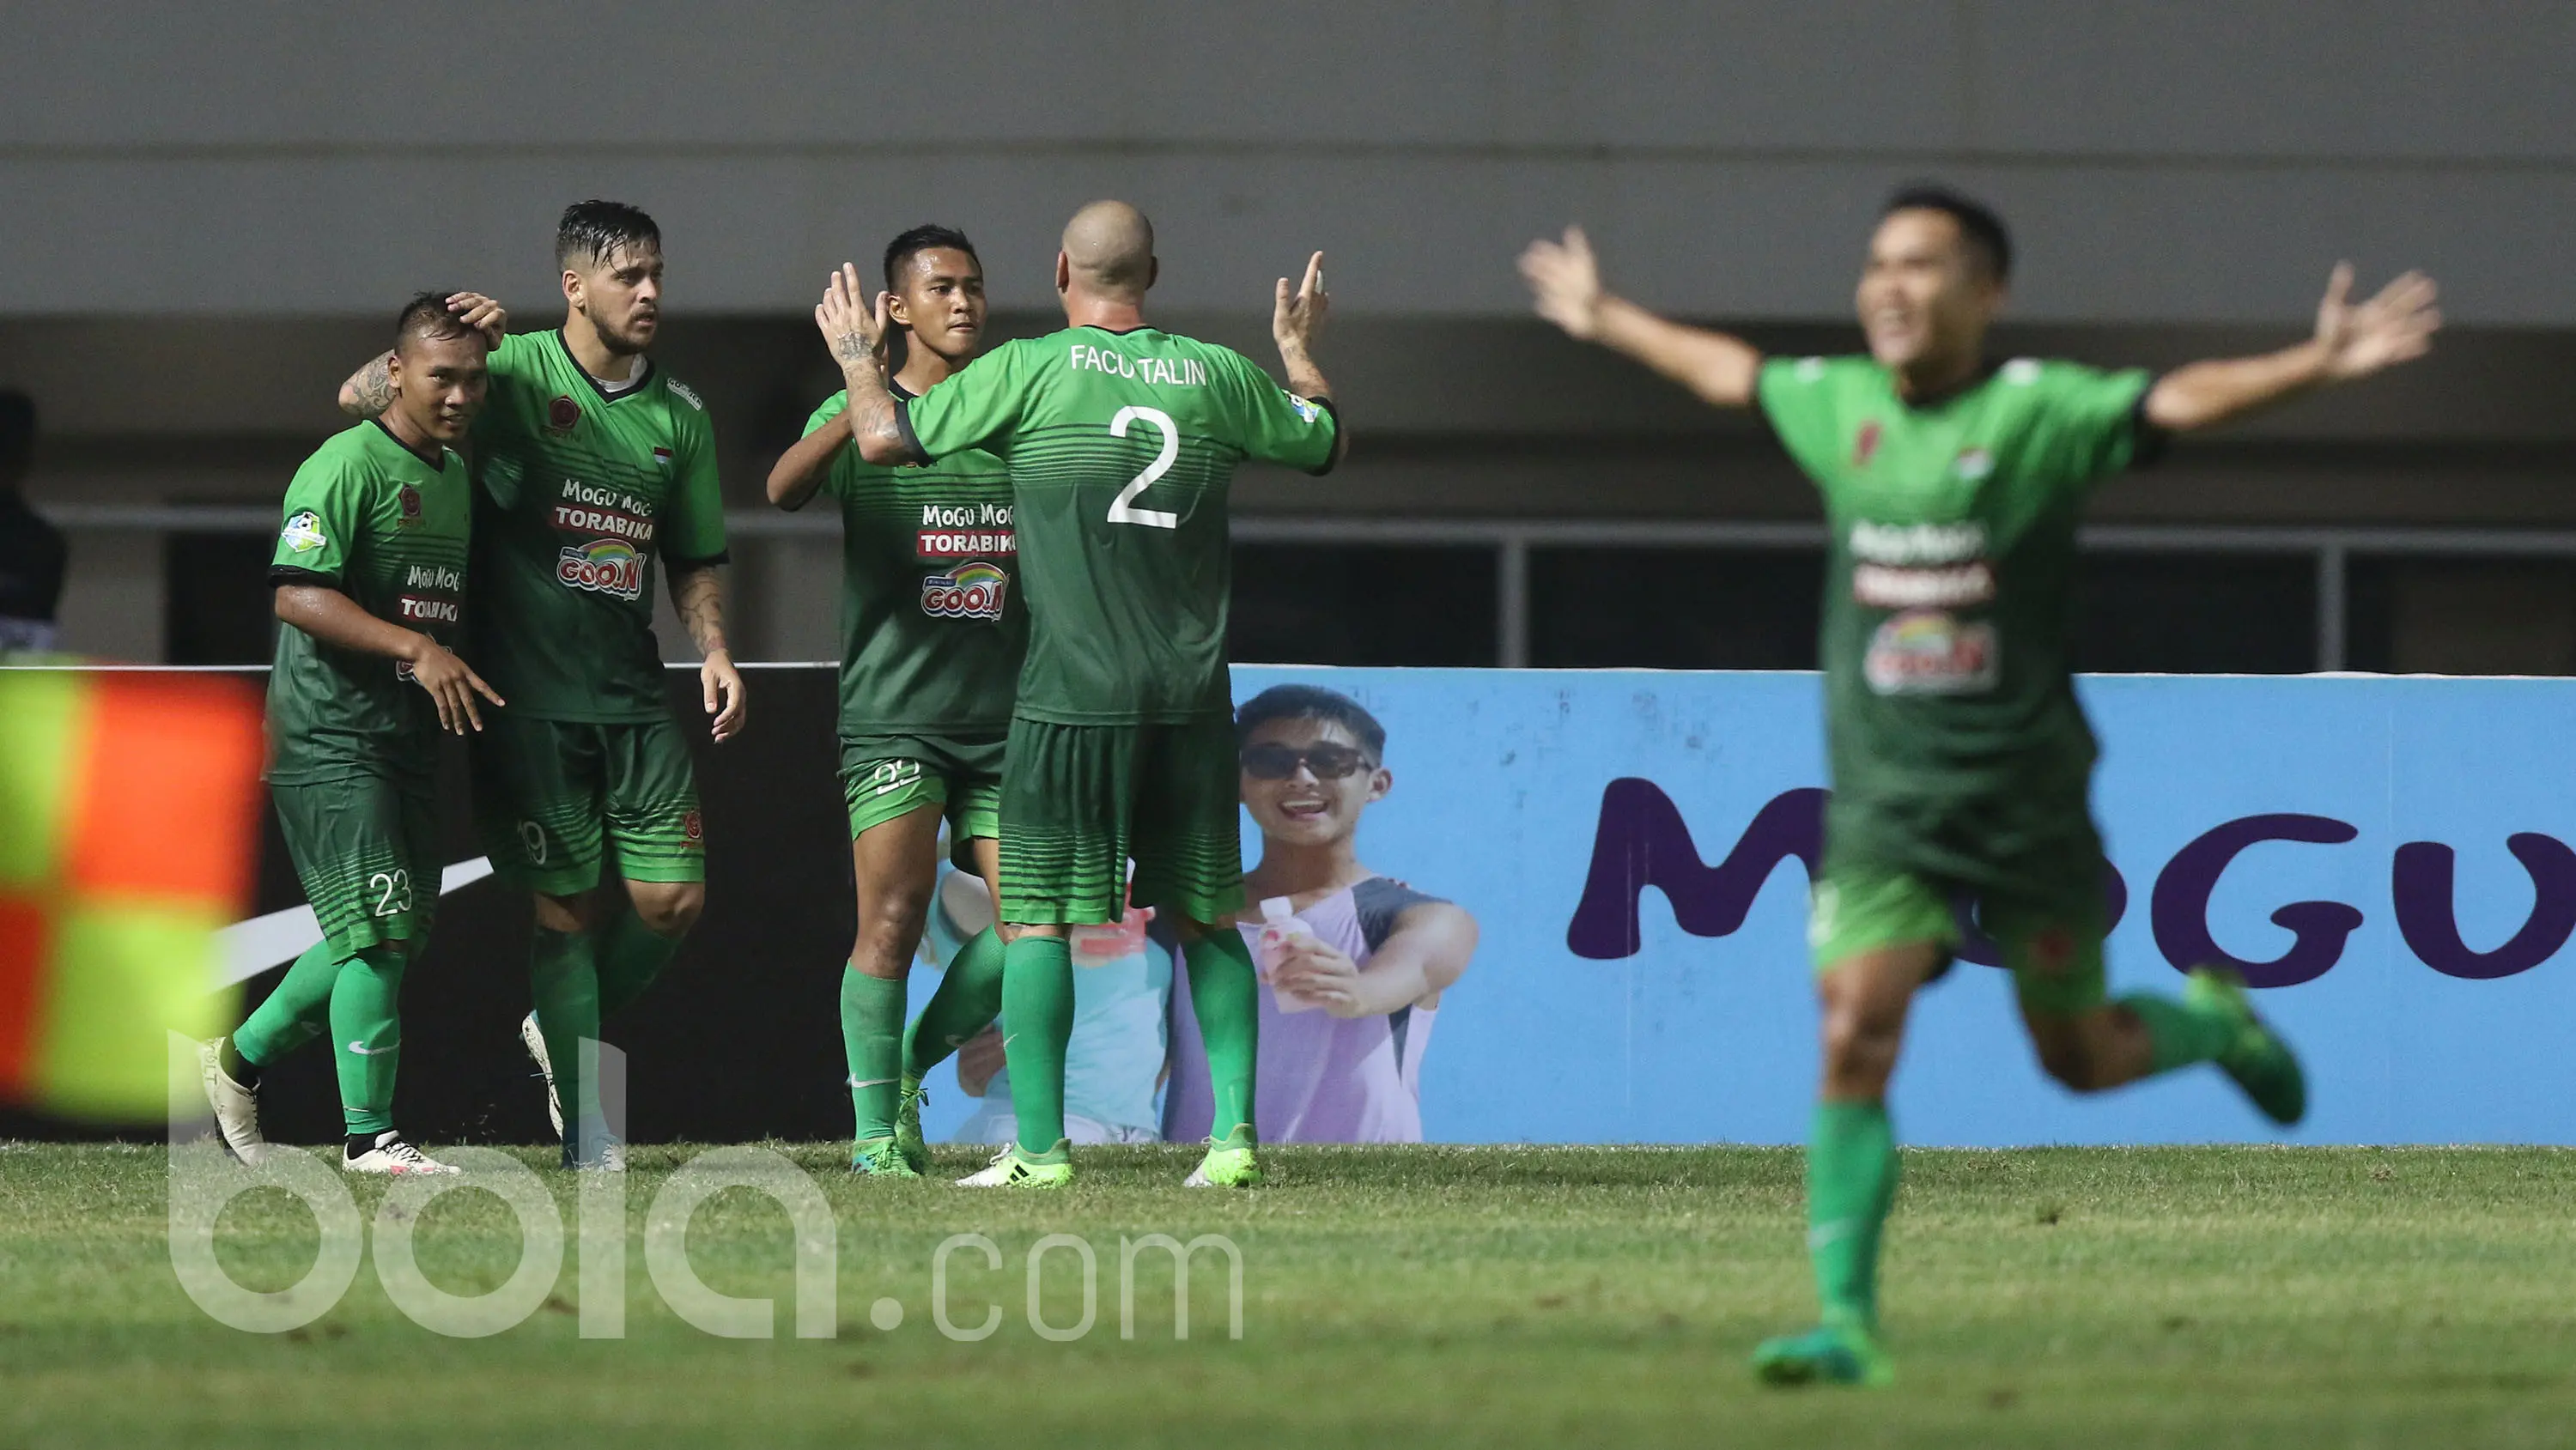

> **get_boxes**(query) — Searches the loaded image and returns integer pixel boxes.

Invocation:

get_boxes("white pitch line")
[213,857,495,988]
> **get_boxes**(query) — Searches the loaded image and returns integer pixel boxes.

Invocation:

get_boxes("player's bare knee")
[852,878,933,968]
[2033,1033,2112,1092]
[632,883,702,937]
[532,892,588,933]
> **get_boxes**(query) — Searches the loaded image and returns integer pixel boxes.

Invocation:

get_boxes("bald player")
[818,201,1345,1187]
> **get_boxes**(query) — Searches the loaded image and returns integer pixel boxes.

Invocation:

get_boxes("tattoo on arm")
[669,562,730,657]
[343,352,396,418]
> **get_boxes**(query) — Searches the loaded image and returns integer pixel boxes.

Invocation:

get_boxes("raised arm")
[272,584,501,734]
[2143,264,2440,434]
[666,561,745,743]
[1520,227,1761,409]
[337,294,508,417]
[1272,251,1348,470]
[815,264,916,467]
[765,412,848,510]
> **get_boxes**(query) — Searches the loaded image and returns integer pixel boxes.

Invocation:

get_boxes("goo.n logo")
[557,540,644,600]
[921,563,1009,622]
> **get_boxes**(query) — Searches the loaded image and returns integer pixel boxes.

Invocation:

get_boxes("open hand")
[403,636,504,734]
[816,263,892,373]
[2314,264,2440,381]
[1273,252,1329,355]
[1519,226,1607,340]
[1268,936,1369,1017]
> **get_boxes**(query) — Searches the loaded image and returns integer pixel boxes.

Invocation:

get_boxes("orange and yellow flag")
[0,669,264,1119]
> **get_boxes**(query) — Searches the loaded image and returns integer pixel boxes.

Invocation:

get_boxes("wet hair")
[556,199,661,271]
[393,291,477,354]
[1883,183,2013,282]
[884,224,980,292]
[1235,684,1387,763]
[0,390,33,477]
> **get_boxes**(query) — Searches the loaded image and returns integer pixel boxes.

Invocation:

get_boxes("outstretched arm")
[1272,251,1348,470]
[2144,264,2440,434]
[272,584,503,734]
[1520,227,1761,409]
[1269,902,1479,1018]
[765,414,849,510]
[336,293,508,417]
[667,562,746,743]
[814,264,915,467]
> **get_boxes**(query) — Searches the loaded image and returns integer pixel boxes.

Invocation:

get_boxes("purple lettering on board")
[1565,781,1824,961]
[2149,814,2361,988]
[2390,834,2576,980]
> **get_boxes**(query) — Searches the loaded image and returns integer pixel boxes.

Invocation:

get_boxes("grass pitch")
[3,1143,2573,1447]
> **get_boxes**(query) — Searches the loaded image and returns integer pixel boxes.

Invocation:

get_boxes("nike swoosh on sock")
[347,1041,398,1055]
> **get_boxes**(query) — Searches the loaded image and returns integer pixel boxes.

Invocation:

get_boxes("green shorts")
[999,714,1243,927]
[1807,860,2108,1018]
[471,712,702,897]
[838,733,1003,871]
[272,772,441,958]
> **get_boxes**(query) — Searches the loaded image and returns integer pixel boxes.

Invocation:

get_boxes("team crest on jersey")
[556,538,646,600]
[681,810,704,848]
[1287,392,1322,424]
[546,395,581,434]
[279,510,326,554]
[1953,447,1995,482]
[920,562,1009,622]
[397,482,422,527]
[1852,420,1883,467]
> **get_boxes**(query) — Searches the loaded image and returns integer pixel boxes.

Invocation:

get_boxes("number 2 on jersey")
[1106,405,1180,529]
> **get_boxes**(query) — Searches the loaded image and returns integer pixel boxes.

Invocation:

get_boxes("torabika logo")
[920,562,1008,622]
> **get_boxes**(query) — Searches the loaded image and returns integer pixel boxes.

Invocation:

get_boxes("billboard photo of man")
[1165,684,1479,1144]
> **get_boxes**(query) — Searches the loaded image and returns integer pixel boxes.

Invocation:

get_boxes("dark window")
[1528,548,1824,669]
[166,532,276,664]
[1230,543,1497,666]
[2073,553,2316,674]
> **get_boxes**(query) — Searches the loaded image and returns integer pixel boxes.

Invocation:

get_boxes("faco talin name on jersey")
[1851,521,2000,695]
[552,478,653,600]
[1066,344,1208,387]
[917,501,1015,560]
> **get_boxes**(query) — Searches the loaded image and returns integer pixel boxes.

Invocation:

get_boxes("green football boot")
[957,1140,1073,1189]
[853,1136,920,1179]
[2186,967,2307,1126]
[892,1075,931,1174]
[1183,1129,1263,1188]
[1751,1321,1894,1388]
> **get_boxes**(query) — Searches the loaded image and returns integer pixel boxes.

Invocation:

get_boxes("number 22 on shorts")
[1106,406,1179,528]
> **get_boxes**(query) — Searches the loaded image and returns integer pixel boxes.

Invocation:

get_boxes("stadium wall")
[30,664,2565,1150]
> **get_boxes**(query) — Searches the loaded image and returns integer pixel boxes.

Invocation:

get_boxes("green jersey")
[466,329,726,722]
[900,325,1340,724]
[1756,355,2154,885]
[264,422,471,784]
[801,384,1023,737]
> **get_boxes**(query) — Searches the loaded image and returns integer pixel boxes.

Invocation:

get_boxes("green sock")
[841,966,907,1142]
[232,940,341,1069]
[2118,992,2236,1075]
[904,927,1006,1078]
[1807,1100,1899,1331]
[999,935,1073,1156]
[528,926,605,1129]
[594,901,683,1022]
[329,944,408,1136]
[1182,931,1261,1146]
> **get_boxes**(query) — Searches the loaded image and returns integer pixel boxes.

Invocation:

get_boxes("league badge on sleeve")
[279,510,326,554]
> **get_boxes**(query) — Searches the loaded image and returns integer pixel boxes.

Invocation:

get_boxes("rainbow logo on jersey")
[920,561,1009,622]
[556,538,646,601]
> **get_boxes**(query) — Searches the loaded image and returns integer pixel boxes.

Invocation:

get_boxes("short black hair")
[0,390,33,476]
[1883,184,2013,282]
[884,224,980,292]
[556,199,661,271]
[394,291,476,353]
[1236,684,1387,762]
